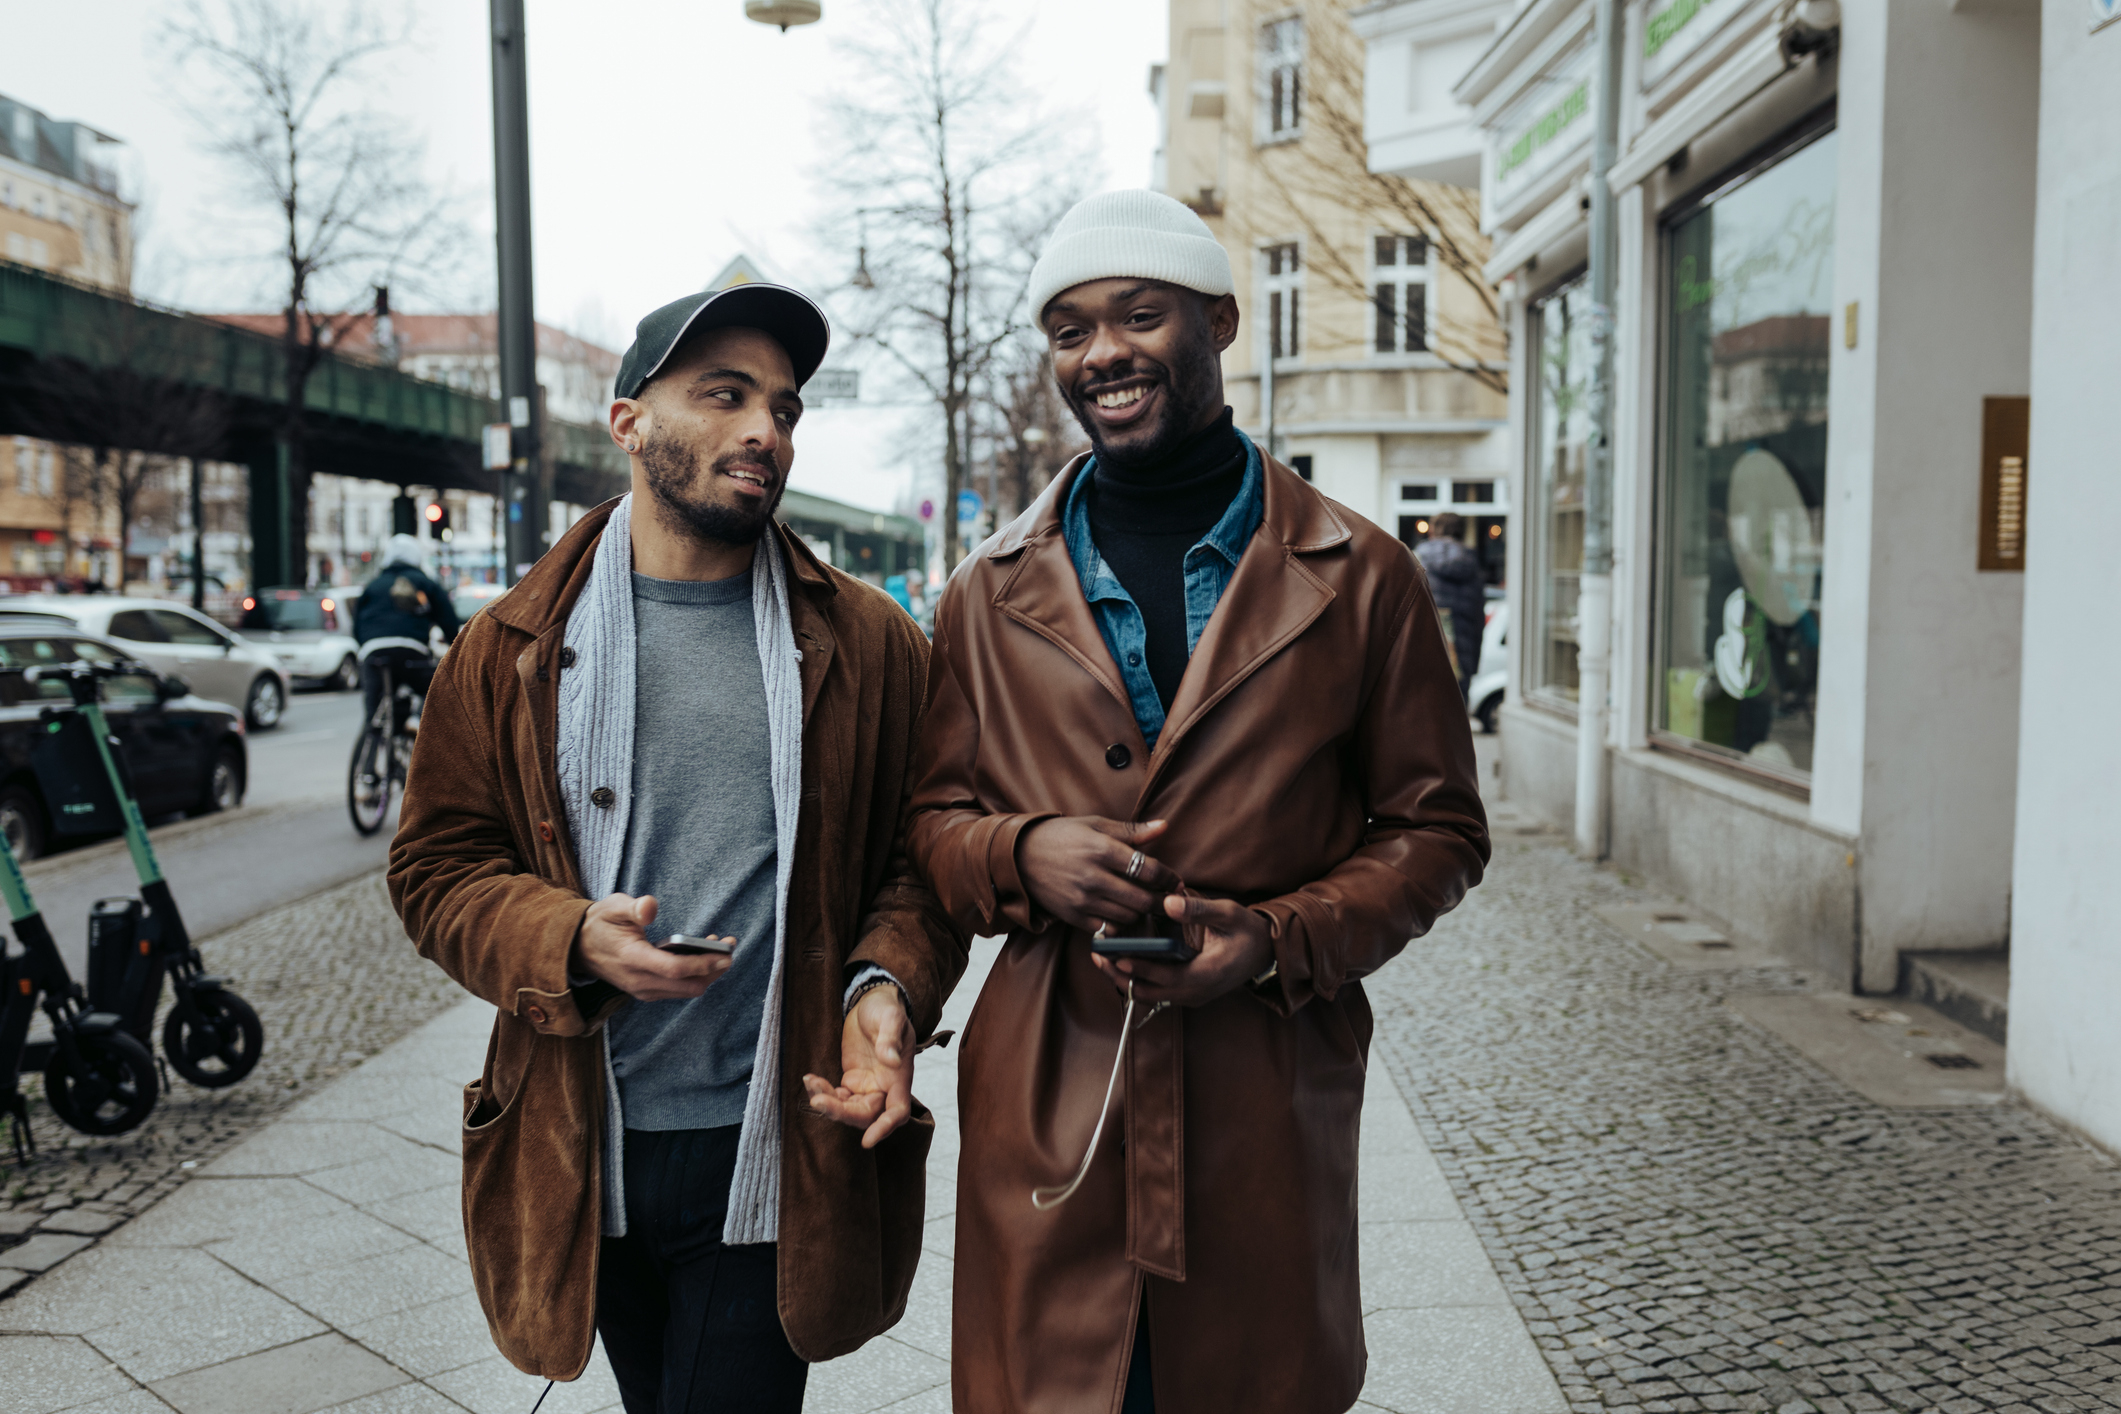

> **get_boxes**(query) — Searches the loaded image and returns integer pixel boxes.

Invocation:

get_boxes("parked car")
[1468,601,1508,735]
[0,616,246,861]
[236,588,361,692]
[3,595,293,731]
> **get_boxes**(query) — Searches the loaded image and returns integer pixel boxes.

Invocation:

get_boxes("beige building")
[0,93,132,293]
[1155,0,1510,578]
[1,93,140,587]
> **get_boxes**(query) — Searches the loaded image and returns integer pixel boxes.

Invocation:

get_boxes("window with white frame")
[1262,242,1302,360]
[1372,235,1431,354]
[13,439,32,497]
[1259,16,1304,141]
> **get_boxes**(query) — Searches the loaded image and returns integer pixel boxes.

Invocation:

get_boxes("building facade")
[1356,0,2121,1152]
[0,93,132,293]
[1155,0,1512,584]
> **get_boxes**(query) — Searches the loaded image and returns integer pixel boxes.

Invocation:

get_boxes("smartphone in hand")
[658,934,734,957]
[1089,908,1197,964]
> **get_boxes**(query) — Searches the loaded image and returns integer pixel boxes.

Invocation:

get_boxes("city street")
[4,733,2118,1413]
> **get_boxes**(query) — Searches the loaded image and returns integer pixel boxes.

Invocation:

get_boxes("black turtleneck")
[1087,407,1246,711]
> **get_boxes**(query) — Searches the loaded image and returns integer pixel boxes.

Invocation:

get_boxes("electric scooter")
[0,658,263,1157]
[0,825,157,1159]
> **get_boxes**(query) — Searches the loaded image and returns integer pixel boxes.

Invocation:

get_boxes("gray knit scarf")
[556,493,803,1245]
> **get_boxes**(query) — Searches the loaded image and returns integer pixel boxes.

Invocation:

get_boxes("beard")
[1059,316,1224,471]
[639,433,786,546]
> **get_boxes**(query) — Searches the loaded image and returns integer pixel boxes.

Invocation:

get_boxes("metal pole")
[1261,292,1277,462]
[1574,0,1623,860]
[189,457,206,611]
[490,0,542,586]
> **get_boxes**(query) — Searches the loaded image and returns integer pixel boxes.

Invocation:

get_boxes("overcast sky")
[1,1,1167,514]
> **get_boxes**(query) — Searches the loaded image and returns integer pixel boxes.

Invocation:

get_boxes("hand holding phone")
[658,934,735,957]
[1088,905,1197,965]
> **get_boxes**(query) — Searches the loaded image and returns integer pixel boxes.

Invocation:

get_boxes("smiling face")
[1044,279,1240,470]
[609,325,802,546]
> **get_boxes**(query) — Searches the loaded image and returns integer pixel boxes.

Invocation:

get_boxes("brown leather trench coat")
[906,454,1489,1414]
[387,500,965,1379]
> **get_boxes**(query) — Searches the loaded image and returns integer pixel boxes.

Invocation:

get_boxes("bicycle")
[348,637,433,837]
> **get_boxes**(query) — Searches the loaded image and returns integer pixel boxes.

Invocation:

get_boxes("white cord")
[1032,979,1162,1210]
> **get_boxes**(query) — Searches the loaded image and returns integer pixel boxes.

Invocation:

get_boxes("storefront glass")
[1658,126,1836,779]
[1528,276,1589,704]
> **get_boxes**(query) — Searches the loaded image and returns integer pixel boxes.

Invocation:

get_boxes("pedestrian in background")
[906,190,1490,1414]
[1414,511,1487,701]
[388,285,964,1412]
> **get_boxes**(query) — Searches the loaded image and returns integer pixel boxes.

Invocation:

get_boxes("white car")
[236,588,362,692]
[3,594,294,730]
[1469,600,1508,735]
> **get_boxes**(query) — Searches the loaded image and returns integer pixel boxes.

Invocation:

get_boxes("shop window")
[1290,455,1313,482]
[1262,242,1302,359]
[1400,481,1438,502]
[1452,480,1495,504]
[1372,235,1430,353]
[1527,275,1589,705]
[1657,126,1836,780]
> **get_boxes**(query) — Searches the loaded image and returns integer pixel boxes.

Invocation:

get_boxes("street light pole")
[490,0,544,585]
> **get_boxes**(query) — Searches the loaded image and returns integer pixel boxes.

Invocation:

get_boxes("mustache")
[712,448,781,480]
[1072,364,1166,400]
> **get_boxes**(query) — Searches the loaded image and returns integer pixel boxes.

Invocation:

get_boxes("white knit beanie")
[1027,190,1235,322]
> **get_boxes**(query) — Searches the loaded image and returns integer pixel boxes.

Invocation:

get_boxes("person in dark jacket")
[1414,512,1486,699]
[352,534,461,724]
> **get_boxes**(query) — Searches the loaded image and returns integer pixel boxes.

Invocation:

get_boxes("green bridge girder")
[0,260,928,590]
[0,259,628,584]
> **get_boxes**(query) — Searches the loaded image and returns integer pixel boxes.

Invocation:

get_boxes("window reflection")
[1529,275,1589,703]
[1659,127,1836,778]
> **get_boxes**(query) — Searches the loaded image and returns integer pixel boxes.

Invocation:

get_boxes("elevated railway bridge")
[0,262,924,588]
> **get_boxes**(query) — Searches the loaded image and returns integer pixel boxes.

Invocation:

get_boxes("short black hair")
[1431,511,1466,539]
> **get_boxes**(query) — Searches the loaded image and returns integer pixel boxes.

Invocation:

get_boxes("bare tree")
[983,343,1085,525]
[1226,0,1505,393]
[822,0,1090,565]
[163,0,462,584]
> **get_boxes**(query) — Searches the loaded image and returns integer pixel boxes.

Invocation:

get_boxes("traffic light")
[424,502,453,541]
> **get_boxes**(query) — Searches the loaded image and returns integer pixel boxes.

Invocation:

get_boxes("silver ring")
[1125,850,1145,881]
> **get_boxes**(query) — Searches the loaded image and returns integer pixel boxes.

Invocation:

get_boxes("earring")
[625,439,638,454]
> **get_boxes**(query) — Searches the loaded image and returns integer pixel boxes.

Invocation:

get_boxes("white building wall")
[2008,0,2121,1152]
[1820,0,2040,991]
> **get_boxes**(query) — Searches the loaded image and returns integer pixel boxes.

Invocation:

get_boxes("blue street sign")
[957,489,984,523]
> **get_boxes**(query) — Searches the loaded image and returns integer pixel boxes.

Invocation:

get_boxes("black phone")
[658,934,734,957]
[1089,909,1197,964]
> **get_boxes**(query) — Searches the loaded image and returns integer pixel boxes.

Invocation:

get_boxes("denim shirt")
[1062,431,1266,748]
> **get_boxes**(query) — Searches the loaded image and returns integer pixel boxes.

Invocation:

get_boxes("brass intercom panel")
[1978,396,2030,572]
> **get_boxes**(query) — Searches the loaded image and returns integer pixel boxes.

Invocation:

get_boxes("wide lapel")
[778,526,838,727]
[1147,460,1348,778]
[990,460,1135,718]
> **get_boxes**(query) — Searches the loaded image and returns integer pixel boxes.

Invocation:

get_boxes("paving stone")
[1367,825,2121,1414]
[0,1334,135,1414]
[37,1208,123,1236]
[0,1231,92,1271]
[147,1332,406,1414]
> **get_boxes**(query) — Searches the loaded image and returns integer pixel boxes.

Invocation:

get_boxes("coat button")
[1105,744,1131,770]
[1127,651,1142,666]
[525,1005,548,1025]
[559,646,576,669]
[591,787,616,809]
[537,821,554,842]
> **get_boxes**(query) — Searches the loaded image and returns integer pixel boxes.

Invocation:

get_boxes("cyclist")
[352,534,461,728]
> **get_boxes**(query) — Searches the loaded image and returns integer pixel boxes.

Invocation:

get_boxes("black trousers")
[596,1127,807,1414]
[360,646,434,724]
[1123,1294,1155,1412]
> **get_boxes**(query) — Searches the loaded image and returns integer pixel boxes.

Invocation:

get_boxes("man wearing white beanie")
[908,190,1490,1412]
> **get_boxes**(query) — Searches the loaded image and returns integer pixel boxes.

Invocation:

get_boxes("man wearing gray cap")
[390,283,965,1411]
[908,190,1489,1411]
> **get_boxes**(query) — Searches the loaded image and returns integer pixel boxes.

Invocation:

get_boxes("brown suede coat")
[387,499,965,1380]
[907,454,1489,1414]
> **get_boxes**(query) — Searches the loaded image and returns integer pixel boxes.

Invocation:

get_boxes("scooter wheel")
[44,1030,159,1136]
[164,990,265,1088]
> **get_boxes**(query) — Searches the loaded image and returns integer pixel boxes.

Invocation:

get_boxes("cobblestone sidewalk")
[1368,815,2121,1414]
[2,872,460,1289]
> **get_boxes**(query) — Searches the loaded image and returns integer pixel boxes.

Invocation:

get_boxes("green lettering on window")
[1645,0,1707,57]
[1497,82,1589,180]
